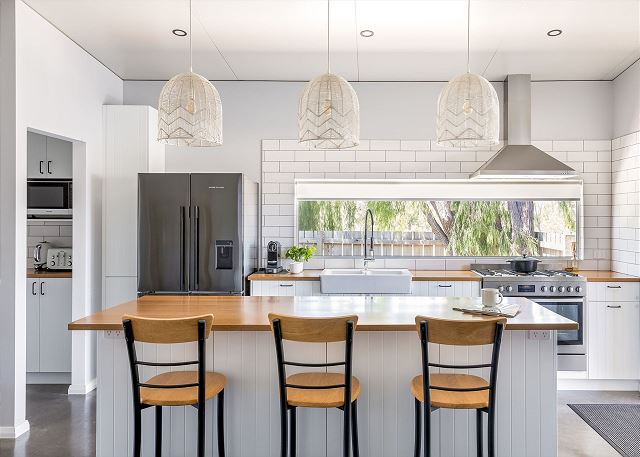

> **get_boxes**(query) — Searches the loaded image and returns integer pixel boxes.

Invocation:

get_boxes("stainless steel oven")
[531,297,586,371]
[27,179,72,219]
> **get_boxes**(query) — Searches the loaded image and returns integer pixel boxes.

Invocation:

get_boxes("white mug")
[481,288,503,307]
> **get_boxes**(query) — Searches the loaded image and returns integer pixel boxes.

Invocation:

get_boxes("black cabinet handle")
[39,160,44,174]
[40,281,45,295]
[31,281,37,296]
[607,305,622,309]
[607,285,622,289]
[47,160,52,174]
[280,284,294,287]
[438,284,452,288]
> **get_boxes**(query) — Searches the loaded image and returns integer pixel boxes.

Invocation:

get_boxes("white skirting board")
[97,330,558,457]
[0,420,30,439]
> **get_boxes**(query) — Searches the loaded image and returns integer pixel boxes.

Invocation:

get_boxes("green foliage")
[448,201,514,256]
[559,201,576,231]
[285,245,316,262]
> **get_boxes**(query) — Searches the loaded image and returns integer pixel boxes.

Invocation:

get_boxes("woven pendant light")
[158,0,222,147]
[298,0,360,149]
[436,0,499,148]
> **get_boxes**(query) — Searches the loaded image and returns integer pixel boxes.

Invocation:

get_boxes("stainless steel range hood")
[471,74,579,179]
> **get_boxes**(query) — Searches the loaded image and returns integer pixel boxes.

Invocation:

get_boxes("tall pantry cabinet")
[102,106,165,308]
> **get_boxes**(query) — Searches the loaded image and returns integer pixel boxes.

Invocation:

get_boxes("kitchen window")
[295,179,583,258]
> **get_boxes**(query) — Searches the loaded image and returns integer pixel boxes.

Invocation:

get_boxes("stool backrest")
[268,313,358,408]
[122,314,214,344]
[122,314,214,406]
[414,315,506,410]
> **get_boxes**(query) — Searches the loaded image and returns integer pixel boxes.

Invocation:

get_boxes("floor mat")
[568,404,640,457]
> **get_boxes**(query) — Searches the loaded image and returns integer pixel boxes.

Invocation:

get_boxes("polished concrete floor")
[0,385,95,457]
[0,386,637,456]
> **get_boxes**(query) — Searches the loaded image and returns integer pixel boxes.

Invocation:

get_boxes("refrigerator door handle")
[179,206,186,291]
[194,205,200,290]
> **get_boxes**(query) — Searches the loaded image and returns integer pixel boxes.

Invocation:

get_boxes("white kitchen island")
[70,295,576,457]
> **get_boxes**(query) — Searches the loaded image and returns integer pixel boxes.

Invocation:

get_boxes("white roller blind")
[295,179,583,201]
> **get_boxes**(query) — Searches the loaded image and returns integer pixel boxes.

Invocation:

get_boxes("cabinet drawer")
[604,282,639,302]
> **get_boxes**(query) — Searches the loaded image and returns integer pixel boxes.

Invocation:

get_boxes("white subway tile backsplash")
[262,138,615,271]
[386,150,415,161]
[356,150,385,161]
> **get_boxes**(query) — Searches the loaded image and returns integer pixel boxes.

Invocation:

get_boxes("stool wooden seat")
[411,315,506,457]
[286,372,361,408]
[122,314,225,457]
[140,371,226,407]
[269,313,360,457]
[410,374,489,409]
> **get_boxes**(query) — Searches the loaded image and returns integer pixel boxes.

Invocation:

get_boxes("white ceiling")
[23,0,640,81]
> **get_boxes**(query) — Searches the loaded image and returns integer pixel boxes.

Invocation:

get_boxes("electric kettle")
[33,241,52,269]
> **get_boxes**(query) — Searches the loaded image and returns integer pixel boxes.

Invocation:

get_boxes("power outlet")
[528,330,551,340]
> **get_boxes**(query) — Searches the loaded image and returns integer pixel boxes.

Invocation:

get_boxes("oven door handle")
[533,298,584,303]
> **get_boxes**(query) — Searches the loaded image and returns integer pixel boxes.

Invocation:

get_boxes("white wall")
[0,0,123,435]
[613,60,640,138]
[124,79,612,182]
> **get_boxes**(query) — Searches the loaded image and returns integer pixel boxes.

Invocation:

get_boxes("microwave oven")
[27,179,72,219]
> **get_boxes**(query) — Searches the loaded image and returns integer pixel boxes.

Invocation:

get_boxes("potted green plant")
[284,246,316,274]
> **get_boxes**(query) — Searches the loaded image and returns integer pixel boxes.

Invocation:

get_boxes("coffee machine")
[266,241,283,274]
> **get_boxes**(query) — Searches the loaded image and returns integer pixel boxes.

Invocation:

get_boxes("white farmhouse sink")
[320,268,412,295]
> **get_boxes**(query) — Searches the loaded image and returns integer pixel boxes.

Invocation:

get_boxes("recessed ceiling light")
[360,30,374,38]
[547,29,562,37]
[172,29,187,37]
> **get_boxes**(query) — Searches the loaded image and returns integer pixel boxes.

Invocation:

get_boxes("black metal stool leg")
[197,401,205,457]
[476,409,483,457]
[217,390,226,457]
[280,401,288,457]
[414,398,421,457]
[289,407,297,457]
[133,404,142,457]
[423,402,431,457]
[155,406,162,457]
[343,400,352,457]
[488,407,496,457]
[351,400,360,457]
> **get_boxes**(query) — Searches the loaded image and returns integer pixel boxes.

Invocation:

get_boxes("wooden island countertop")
[69,295,577,332]
[27,268,72,279]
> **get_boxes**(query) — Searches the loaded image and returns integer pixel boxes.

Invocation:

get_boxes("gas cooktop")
[471,264,586,297]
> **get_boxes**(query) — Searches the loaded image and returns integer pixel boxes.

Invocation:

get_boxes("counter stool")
[122,314,226,457]
[411,316,506,457]
[268,313,360,457]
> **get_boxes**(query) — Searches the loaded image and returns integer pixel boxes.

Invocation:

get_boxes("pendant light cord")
[189,0,193,72]
[327,0,331,74]
[466,0,470,73]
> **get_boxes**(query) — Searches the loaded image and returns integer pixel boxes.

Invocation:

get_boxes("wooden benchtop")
[249,269,640,283]
[248,270,482,282]
[27,268,72,279]
[69,295,577,332]
[576,270,640,282]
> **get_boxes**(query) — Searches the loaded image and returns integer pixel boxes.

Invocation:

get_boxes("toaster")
[47,248,72,270]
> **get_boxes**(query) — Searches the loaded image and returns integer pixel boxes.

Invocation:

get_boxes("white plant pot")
[287,261,304,274]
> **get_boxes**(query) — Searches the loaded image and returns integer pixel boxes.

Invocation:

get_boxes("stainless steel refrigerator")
[138,173,258,295]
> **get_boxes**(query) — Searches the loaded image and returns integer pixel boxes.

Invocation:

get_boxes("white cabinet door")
[589,301,640,380]
[45,136,73,179]
[27,132,47,178]
[39,278,72,372]
[26,280,40,372]
[295,281,322,296]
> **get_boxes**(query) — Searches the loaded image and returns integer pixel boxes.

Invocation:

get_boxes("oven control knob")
[540,286,547,292]
[549,286,556,292]
[566,286,573,293]
[575,286,582,293]
[498,286,504,292]
[557,286,565,292]
[505,285,513,292]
